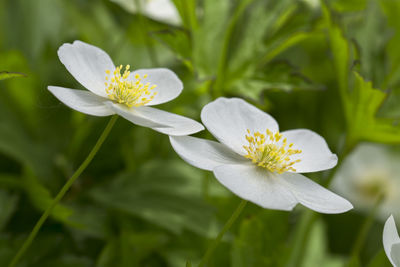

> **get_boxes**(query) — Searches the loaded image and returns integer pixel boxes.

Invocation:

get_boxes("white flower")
[48,41,203,136]
[169,97,353,213]
[332,144,400,220]
[110,0,181,25]
[383,215,400,266]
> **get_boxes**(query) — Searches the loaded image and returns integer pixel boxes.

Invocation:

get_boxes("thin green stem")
[347,195,384,265]
[286,137,356,267]
[198,199,248,267]
[8,115,118,267]
[134,0,159,66]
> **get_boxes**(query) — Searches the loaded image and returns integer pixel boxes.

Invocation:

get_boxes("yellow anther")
[104,66,156,107]
[243,129,302,174]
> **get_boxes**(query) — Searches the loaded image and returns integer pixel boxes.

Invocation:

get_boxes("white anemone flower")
[48,41,203,136]
[170,98,353,213]
[383,215,400,266]
[110,0,181,26]
[332,144,400,220]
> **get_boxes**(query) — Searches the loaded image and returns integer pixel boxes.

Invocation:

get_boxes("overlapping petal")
[384,215,400,266]
[169,136,246,171]
[213,164,298,211]
[108,103,204,136]
[201,98,279,155]
[130,68,183,106]
[281,129,338,173]
[58,41,115,98]
[48,86,114,116]
[210,163,352,213]
[280,172,353,213]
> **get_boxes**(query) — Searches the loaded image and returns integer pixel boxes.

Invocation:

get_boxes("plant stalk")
[9,115,118,267]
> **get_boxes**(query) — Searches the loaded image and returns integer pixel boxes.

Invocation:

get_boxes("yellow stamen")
[243,129,302,174]
[104,65,157,107]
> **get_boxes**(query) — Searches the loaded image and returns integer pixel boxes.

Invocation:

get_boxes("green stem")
[8,115,118,267]
[134,0,159,66]
[198,199,248,267]
[347,195,384,264]
[285,210,317,267]
[286,137,356,267]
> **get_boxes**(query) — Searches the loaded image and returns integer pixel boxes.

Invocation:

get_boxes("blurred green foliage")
[1,0,400,266]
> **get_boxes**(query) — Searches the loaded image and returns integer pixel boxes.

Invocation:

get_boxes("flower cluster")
[49,40,353,214]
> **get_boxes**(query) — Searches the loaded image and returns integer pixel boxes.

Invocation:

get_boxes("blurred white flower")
[48,40,203,136]
[332,144,400,220]
[170,97,352,213]
[110,0,181,25]
[383,215,400,266]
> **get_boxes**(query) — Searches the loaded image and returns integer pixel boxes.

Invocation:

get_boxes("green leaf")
[232,211,290,267]
[348,72,400,143]
[229,62,322,101]
[345,256,361,267]
[367,249,392,267]
[90,160,215,235]
[23,170,74,223]
[0,71,26,81]
[97,230,168,267]
[322,3,351,111]
[302,220,345,267]
[151,28,193,70]
[0,189,18,231]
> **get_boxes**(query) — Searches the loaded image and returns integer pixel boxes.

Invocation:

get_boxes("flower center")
[105,65,157,107]
[356,174,391,200]
[243,129,302,174]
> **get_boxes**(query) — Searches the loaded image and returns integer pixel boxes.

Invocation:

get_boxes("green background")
[0,0,399,266]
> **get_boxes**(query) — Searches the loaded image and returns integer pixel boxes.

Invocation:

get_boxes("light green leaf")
[302,220,345,267]
[0,71,26,81]
[322,3,351,112]
[348,72,400,143]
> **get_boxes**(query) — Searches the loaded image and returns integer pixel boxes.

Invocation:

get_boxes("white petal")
[391,243,400,267]
[384,215,400,266]
[109,103,204,135]
[106,102,168,128]
[201,97,279,155]
[48,86,114,116]
[169,136,247,171]
[280,172,353,214]
[281,129,338,173]
[144,0,181,25]
[58,40,115,97]
[213,164,298,211]
[130,68,183,106]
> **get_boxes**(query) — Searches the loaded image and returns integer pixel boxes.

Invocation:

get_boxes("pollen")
[104,65,157,107]
[243,129,302,174]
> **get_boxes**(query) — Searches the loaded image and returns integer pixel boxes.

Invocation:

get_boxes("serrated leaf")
[348,72,400,143]
[323,4,400,144]
[0,71,26,81]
